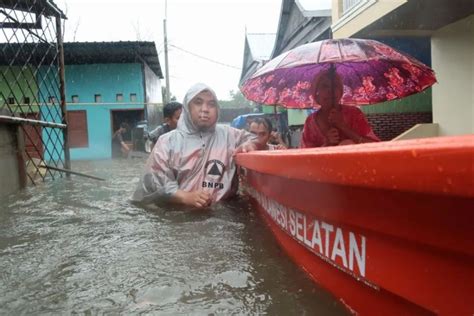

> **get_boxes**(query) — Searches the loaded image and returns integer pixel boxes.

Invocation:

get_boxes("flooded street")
[0,159,347,315]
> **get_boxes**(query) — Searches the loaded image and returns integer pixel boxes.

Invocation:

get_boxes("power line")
[169,44,241,70]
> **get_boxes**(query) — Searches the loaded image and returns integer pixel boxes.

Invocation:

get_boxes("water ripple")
[0,159,347,315]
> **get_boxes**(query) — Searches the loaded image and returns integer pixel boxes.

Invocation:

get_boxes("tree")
[219,90,253,108]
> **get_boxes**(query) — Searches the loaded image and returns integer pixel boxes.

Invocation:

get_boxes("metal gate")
[0,0,69,186]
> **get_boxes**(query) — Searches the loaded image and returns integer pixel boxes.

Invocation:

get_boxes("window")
[94,94,101,103]
[8,97,15,104]
[67,110,88,148]
[23,97,30,104]
[72,95,79,103]
[48,96,56,104]
[130,93,137,102]
[116,93,123,102]
[343,0,362,13]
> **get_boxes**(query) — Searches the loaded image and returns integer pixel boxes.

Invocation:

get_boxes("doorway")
[110,109,144,156]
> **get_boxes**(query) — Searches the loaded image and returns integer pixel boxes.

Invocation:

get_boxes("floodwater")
[0,159,348,315]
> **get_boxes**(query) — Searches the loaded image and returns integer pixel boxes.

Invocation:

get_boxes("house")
[59,41,163,160]
[239,0,333,143]
[270,0,332,57]
[1,41,163,161]
[331,0,474,138]
[241,0,454,141]
[239,32,279,118]
[239,0,332,123]
[268,0,332,128]
[270,0,436,140]
[239,33,276,87]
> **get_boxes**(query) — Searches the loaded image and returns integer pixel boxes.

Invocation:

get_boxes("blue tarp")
[230,112,289,133]
[230,113,266,129]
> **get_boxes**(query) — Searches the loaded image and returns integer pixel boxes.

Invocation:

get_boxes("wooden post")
[56,16,71,176]
[16,126,27,189]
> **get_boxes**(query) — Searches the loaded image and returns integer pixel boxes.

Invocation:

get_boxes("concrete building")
[58,41,163,160]
[1,41,163,161]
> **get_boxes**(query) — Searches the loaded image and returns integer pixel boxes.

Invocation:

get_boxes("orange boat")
[236,135,474,315]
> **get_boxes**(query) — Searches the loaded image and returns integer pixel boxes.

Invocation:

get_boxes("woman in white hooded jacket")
[132,83,259,208]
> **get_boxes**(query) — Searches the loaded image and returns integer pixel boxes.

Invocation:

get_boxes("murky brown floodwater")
[0,159,348,315]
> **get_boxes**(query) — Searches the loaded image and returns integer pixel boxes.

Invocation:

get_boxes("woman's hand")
[325,127,340,146]
[327,107,376,144]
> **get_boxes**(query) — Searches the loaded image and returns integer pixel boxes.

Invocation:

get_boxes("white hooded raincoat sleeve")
[132,83,255,205]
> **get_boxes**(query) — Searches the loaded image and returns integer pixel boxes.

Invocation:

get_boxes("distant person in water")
[249,117,287,150]
[148,101,183,148]
[132,83,261,208]
[112,122,130,158]
[300,69,380,148]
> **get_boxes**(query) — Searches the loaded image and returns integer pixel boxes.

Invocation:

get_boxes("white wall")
[143,63,163,129]
[432,15,474,136]
[332,0,406,38]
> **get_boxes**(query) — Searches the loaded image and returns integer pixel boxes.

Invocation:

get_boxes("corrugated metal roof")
[0,41,163,78]
[63,41,163,78]
[246,33,276,61]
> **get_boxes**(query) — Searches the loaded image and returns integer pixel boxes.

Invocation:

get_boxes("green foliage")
[219,89,253,108]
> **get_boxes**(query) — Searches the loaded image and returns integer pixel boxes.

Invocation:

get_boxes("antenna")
[163,0,170,103]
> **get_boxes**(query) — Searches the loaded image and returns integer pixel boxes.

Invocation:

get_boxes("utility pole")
[163,0,170,103]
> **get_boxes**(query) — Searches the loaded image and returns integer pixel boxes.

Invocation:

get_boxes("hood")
[177,83,220,134]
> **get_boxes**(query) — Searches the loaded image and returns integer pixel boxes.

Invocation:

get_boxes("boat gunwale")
[236,135,474,198]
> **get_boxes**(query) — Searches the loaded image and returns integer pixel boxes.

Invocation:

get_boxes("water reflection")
[0,159,347,315]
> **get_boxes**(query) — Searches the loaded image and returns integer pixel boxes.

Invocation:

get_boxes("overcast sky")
[57,0,284,101]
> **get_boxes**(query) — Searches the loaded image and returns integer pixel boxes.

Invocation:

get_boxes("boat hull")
[237,135,474,315]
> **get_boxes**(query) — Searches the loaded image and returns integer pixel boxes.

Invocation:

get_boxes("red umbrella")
[240,38,437,109]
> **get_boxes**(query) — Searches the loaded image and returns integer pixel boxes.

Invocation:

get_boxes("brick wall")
[366,112,432,141]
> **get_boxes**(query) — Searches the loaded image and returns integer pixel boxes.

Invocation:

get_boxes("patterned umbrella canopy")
[240,38,437,109]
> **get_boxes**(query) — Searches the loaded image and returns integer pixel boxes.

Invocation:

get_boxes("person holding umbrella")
[241,38,437,147]
[301,69,380,148]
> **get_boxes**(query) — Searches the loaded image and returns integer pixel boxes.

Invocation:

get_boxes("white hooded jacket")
[132,83,255,205]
